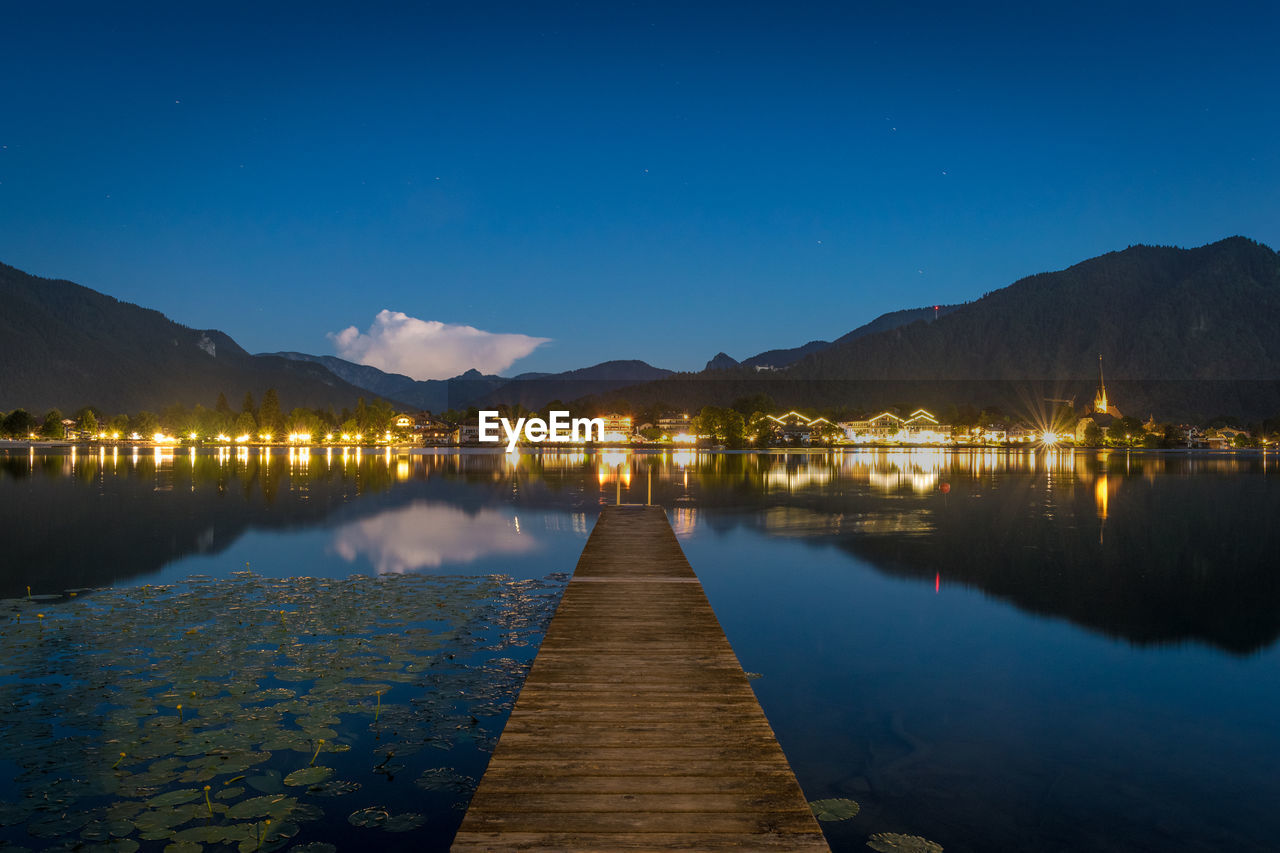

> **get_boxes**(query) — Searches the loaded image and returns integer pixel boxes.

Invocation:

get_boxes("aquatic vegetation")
[809,798,861,821]
[867,832,944,852]
[0,571,566,848]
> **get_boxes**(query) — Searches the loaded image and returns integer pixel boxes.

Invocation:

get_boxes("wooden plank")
[452,505,828,852]
[454,832,830,851]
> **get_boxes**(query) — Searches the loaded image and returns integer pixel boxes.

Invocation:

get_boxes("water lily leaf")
[282,766,334,787]
[81,820,116,841]
[382,812,426,832]
[0,570,564,853]
[227,795,288,820]
[307,779,361,797]
[287,802,323,823]
[810,798,861,821]
[348,806,389,827]
[170,825,232,844]
[28,812,92,837]
[85,841,141,853]
[867,833,944,853]
[414,767,476,793]
[148,789,202,808]
[164,842,204,853]
[246,770,283,794]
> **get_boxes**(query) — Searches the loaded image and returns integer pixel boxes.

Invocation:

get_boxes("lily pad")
[246,770,284,794]
[347,806,389,828]
[282,766,334,787]
[148,789,202,808]
[164,842,204,853]
[227,795,289,820]
[414,767,476,793]
[0,570,564,853]
[867,833,944,853]
[382,812,426,832]
[810,797,861,821]
[307,779,361,797]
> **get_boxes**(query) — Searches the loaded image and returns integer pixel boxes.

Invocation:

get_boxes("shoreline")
[2,439,1269,456]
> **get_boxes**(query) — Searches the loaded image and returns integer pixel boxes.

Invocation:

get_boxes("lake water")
[2,445,1279,852]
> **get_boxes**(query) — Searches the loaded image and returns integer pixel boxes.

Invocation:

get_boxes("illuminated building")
[842,409,952,444]
[390,411,459,444]
[657,413,691,434]
[598,414,633,443]
[767,411,836,443]
[840,412,903,441]
[1092,354,1123,418]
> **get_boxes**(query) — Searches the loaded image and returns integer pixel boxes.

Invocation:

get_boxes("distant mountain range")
[713,304,962,372]
[265,353,674,412]
[599,237,1280,420]
[0,262,384,414]
[792,237,1280,382]
[4,237,1278,420]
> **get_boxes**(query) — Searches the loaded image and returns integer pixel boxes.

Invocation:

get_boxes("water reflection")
[332,501,536,573]
[1,446,1276,653]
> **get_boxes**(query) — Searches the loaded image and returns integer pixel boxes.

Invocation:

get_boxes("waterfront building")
[840,412,904,442]
[656,413,693,441]
[599,414,633,442]
[416,414,455,444]
[902,409,951,443]
[390,412,456,444]
[458,419,482,444]
[842,409,951,444]
[767,411,836,443]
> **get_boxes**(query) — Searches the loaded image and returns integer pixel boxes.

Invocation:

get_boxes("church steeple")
[1094,354,1109,414]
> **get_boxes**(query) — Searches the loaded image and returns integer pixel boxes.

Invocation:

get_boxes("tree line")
[0,390,402,441]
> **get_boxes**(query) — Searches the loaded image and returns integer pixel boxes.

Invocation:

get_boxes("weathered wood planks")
[452,505,829,852]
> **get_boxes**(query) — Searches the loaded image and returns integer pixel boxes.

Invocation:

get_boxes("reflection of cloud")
[329,310,549,380]
[332,502,535,573]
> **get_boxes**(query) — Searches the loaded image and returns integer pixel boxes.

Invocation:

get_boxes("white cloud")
[331,502,536,573]
[328,309,550,380]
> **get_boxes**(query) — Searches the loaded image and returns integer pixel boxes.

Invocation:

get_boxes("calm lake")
[2,445,1278,852]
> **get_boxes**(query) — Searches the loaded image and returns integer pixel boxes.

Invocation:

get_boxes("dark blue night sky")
[2,2,1277,377]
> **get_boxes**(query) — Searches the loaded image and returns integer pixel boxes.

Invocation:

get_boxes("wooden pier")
[452,505,829,852]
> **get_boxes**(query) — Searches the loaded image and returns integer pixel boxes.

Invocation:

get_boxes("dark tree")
[40,409,65,439]
[2,409,37,437]
[259,389,282,437]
